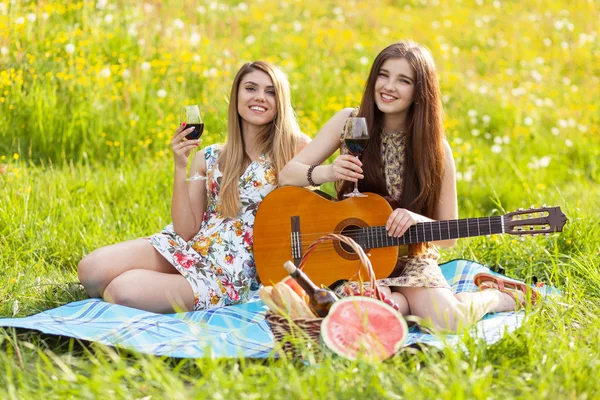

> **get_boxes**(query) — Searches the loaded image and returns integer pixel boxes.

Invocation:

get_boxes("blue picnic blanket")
[0,259,552,358]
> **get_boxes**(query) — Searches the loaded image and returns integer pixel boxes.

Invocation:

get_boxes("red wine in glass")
[343,117,369,198]
[185,123,204,140]
[344,137,369,156]
[182,105,206,181]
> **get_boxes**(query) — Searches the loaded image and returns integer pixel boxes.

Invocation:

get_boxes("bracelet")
[307,164,319,186]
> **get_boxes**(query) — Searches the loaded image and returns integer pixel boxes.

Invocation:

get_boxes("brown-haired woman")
[78,61,310,313]
[279,41,529,332]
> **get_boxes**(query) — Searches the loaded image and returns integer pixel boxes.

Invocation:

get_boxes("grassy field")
[1,0,600,398]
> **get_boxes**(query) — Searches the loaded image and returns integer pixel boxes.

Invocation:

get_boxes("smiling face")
[373,57,416,120]
[237,69,277,131]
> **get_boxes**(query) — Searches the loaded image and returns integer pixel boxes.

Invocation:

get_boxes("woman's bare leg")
[398,286,518,332]
[103,269,195,313]
[78,238,178,298]
[379,286,410,315]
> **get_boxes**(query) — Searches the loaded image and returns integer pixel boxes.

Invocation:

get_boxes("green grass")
[1,0,600,398]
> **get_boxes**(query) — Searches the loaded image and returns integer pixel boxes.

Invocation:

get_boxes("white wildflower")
[16,16,25,24]
[96,0,108,10]
[360,56,369,66]
[467,109,478,118]
[293,21,303,32]
[141,62,151,71]
[238,2,248,11]
[524,117,534,126]
[565,139,573,147]
[174,18,184,29]
[104,14,113,24]
[65,43,75,54]
[190,32,201,46]
[122,69,131,79]
[99,67,111,78]
[0,47,8,56]
[27,13,36,22]
[482,115,491,124]
[245,35,255,45]
[551,127,560,136]
[471,129,480,137]
[157,89,167,98]
[539,156,551,167]
[491,144,502,154]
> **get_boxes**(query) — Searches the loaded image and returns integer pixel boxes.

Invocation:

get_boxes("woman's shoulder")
[295,133,312,151]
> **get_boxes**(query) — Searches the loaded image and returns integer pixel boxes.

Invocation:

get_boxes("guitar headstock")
[504,206,567,236]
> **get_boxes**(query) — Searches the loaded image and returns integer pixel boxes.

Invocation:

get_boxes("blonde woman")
[78,62,309,313]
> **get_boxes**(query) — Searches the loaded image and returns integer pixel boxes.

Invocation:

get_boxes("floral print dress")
[147,145,278,310]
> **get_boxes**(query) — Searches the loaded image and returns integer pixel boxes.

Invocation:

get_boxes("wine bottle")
[283,261,339,318]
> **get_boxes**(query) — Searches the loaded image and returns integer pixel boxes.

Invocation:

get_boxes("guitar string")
[265,220,506,257]
[272,224,506,256]
[264,218,505,239]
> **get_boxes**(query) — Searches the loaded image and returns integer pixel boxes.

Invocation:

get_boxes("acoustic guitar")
[253,186,567,288]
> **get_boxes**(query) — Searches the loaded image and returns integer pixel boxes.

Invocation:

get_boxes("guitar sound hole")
[339,225,362,254]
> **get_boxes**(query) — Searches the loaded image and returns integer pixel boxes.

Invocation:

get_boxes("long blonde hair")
[218,61,302,218]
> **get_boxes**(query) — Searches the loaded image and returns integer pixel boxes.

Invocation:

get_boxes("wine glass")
[343,117,369,198]
[181,105,206,181]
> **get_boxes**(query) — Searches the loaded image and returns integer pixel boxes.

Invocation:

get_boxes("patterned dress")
[147,145,278,310]
[340,108,450,290]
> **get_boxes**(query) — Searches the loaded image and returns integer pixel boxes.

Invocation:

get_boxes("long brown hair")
[338,41,446,254]
[219,61,302,219]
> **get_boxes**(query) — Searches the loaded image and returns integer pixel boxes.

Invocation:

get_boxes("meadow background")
[1,0,599,398]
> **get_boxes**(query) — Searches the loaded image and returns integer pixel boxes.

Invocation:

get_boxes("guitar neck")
[360,216,505,249]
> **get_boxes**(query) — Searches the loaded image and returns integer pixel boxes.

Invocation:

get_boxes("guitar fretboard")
[357,216,505,249]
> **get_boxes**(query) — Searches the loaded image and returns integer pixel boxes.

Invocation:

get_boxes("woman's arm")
[279,108,363,186]
[170,124,208,241]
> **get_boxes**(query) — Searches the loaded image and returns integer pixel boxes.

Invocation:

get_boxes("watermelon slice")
[320,297,408,361]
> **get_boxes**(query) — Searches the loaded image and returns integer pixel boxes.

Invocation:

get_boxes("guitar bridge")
[291,216,302,265]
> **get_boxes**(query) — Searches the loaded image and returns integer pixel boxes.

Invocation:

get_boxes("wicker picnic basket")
[265,233,386,359]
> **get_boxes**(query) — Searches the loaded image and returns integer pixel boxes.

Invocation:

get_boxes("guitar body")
[254,186,398,288]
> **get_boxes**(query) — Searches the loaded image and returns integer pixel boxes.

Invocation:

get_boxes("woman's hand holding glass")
[171,123,201,171]
[327,154,364,182]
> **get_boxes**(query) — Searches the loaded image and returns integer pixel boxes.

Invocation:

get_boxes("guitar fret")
[466,218,470,237]
[488,217,492,235]
[477,218,481,236]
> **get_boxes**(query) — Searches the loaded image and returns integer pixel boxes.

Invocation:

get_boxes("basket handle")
[297,233,384,301]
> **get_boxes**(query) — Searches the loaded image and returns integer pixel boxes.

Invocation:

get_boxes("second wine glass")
[343,117,369,198]
[181,105,206,181]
